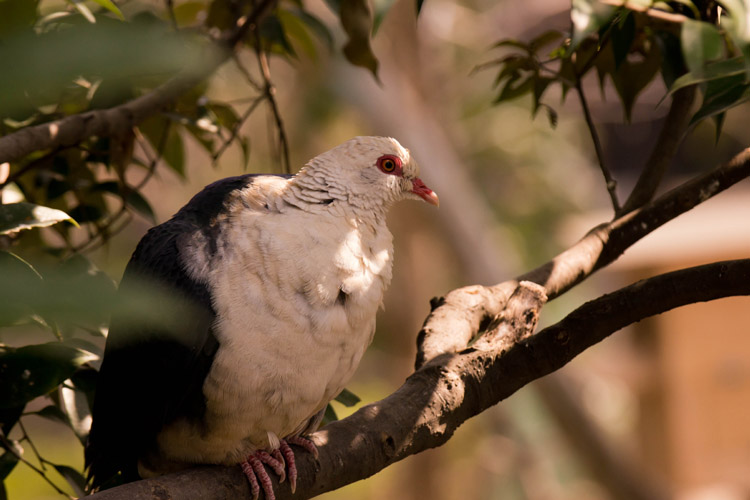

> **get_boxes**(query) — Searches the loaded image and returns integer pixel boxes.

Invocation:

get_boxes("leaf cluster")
[481,0,750,135]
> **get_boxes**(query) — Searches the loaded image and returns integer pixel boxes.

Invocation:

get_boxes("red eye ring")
[377,154,402,175]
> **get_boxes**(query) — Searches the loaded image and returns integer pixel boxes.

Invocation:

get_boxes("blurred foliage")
[1,0,750,498]
[480,0,750,134]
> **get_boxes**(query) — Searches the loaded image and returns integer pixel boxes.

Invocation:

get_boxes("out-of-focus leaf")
[173,1,205,26]
[0,0,38,37]
[67,0,96,23]
[0,202,75,235]
[372,0,396,34]
[339,0,379,78]
[53,463,87,497]
[206,0,234,30]
[278,9,318,59]
[259,14,296,56]
[654,31,685,89]
[416,0,425,14]
[681,19,723,76]
[206,102,241,130]
[0,251,41,327]
[689,77,750,126]
[0,343,97,408]
[0,441,21,480]
[124,189,156,223]
[90,0,124,19]
[32,404,70,427]
[294,10,334,51]
[0,19,221,116]
[611,11,635,69]
[139,115,186,177]
[668,56,747,93]
[68,204,103,224]
[322,403,338,425]
[0,407,23,436]
[570,0,617,51]
[609,39,663,121]
[335,388,361,407]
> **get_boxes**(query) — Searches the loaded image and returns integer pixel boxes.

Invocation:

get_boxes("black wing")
[85,174,269,489]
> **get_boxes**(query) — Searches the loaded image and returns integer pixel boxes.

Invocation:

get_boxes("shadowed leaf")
[340,0,379,78]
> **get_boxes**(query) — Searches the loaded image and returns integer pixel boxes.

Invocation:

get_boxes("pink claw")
[240,437,319,499]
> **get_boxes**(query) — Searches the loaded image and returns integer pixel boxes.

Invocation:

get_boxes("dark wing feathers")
[85,174,266,489]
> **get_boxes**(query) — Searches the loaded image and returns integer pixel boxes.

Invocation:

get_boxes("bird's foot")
[241,437,319,500]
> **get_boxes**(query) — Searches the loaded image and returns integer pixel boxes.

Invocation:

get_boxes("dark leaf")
[689,79,750,127]
[610,10,635,69]
[0,202,75,235]
[529,30,563,51]
[0,251,42,327]
[416,0,425,14]
[0,442,21,480]
[124,189,156,223]
[206,103,241,130]
[669,57,746,94]
[339,0,379,78]
[139,115,186,177]
[294,10,334,51]
[322,403,338,425]
[0,406,23,436]
[0,0,38,37]
[609,40,663,121]
[335,387,361,407]
[32,404,70,427]
[0,343,96,408]
[259,14,296,57]
[53,463,87,497]
[654,31,686,89]
[68,204,103,224]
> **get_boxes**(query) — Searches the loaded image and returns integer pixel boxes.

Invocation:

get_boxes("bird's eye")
[377,155,402,175]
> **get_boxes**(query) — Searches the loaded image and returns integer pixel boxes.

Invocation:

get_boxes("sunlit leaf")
[0,202,76,235]
[90,0,124,19]
[0,343,97,408]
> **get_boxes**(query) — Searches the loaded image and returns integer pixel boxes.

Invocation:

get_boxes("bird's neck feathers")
[280,162,390,223]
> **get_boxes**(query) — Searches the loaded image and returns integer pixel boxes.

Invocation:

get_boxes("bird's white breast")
[157,182,393,465]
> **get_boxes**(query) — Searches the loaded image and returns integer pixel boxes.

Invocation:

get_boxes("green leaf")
[0,251,41,327]
[611,11,635,69]
[339,0,379,78]
[689,77,750,127]
[570,0,617,51]
[139,115,186,177]
[668,56,747,94]
[0,202,76,235]
[334,387,361,407]
[294,10,334,52]
[259,14,296,57]
[278,9,320,59]
[0,343,97,408]
[681,19,723,76]
[90,0,124,19]
[0,0,38,37]
[53,464,87,497]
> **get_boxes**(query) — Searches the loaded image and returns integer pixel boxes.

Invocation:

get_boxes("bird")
[84,136,439,499]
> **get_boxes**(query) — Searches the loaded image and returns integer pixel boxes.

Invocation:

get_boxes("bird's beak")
[411,178,439,207]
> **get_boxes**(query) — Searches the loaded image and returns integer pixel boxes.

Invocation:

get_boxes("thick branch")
[87,259,750,499]
[417,145,750,365]
[0,0,277,165]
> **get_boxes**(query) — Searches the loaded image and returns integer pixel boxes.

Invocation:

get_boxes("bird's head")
[298,136,439,211]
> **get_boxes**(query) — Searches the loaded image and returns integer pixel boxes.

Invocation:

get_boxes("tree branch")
[86,258,750,499]
[417,145,750,365]
[0,0,277,165]
[621,86,696,213]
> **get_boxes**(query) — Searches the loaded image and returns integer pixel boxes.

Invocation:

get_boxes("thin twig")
[233,54,263,92]
[0,428,74,499]
[255,43,291,174]
[17,420,47,472]
[212,96,264,163]
[575,79,620,213]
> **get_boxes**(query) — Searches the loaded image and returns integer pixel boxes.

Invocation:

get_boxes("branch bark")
[88,258,750,500]
[86,144,750,499]
[0,0,277,165]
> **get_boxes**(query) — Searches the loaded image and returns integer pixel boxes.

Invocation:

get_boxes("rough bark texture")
[86,148,750,499]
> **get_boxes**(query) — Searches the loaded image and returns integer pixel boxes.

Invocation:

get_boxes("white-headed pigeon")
[85,137,438,499]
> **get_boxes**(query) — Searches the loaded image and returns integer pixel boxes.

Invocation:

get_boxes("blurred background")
[2,0,750,499]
